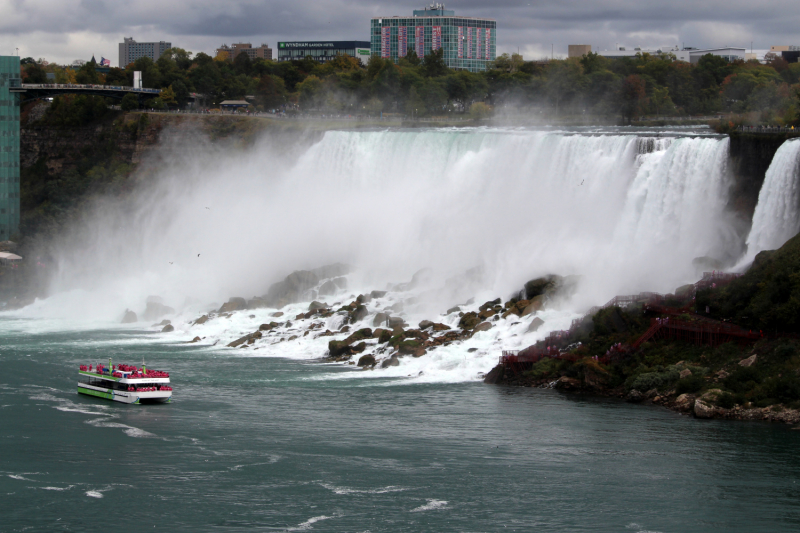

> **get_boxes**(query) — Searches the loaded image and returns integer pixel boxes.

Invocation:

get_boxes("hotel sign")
[279,42,337,49]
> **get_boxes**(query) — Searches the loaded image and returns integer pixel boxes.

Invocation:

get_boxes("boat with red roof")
[77,358,172,404]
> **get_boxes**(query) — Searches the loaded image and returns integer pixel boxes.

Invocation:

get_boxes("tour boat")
[77,359,172,404]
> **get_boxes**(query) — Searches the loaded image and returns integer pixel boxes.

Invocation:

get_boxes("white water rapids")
[4,128,752,381]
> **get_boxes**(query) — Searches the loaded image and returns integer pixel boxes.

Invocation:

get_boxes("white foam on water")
[85,490,104,498]
[85,418,156,438]
[8,474,35,481]
[744,139,800,260]
[410,499,449,512]
[40,485,75,491]
[287,514,338,531]
[318,482,410,495]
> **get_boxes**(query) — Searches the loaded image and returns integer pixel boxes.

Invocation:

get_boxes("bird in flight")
[580,179,584,186]
[205,207,210,210]
[169,262,173,265]
[197,254,201,257]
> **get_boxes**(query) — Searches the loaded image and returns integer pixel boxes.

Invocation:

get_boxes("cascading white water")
[8,128,741,381]
[745,139,800,258]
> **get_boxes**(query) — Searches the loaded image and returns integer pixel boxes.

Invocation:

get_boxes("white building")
[595,45,746,64]
[119,37,172,68]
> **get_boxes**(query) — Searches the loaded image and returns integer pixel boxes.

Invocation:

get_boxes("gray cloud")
[1,0,797,64]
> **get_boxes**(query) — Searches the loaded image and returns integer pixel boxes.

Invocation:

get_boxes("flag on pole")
[100,57,111,67]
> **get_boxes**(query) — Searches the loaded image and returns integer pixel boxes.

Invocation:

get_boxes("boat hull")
[77,384,172,404]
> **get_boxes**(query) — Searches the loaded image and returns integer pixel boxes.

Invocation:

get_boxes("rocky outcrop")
[218,297,247,313]
[121,309,138,323]
[142,296,175,321]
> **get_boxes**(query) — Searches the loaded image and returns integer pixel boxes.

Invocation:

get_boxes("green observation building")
[0,56,20,239]
[371,4,496,72]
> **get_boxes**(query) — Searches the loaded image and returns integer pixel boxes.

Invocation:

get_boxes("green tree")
[297,75,323,109]
[120,93,139,111]
[75,62,101,84]
[619,74,646,123]
[422,48,447,78]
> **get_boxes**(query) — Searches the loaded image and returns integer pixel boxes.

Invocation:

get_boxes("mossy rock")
[458,312,480,330]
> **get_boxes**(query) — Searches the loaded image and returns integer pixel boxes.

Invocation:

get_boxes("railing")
[737,125,799,134]
[18,83,161,94]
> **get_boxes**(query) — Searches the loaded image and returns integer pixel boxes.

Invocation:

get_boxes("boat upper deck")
[79,363,170,384]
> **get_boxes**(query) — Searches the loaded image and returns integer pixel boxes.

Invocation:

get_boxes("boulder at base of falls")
[188,336,201,343]
[121,309,138,323]
[357,354,376,367]
[419,320,434,330]
[373,312,390,327]
[527,317,545,333]
[381,354,400,368]
[370,290,387,299]
[554,377,581,390]
[263,270,320,308]
[458,312,480,330]
[143,300,176,321]
[309,300,328,311]
[227,331,262,348]
[162,324,174,333]
[218,297,247,314]
[626,389,645,403]
[388,317,406,328]
[474,322,493,333]
[193,315,209,325]
[351,304,369,323]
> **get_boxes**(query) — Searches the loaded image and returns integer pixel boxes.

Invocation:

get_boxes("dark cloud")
[1,0,797,64]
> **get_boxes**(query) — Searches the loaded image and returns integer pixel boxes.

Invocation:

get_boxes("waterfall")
[745,140,800,257]
[35,129,735,322]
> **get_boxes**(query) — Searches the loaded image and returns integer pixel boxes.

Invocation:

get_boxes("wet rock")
[188,336,201,343]
[270,312,284,318]
[479,298,501,311]
[674,394,696,412]
[554,376,581,390]
[478,308,496,320]
[626,389,644,403]
[373,312,390,327]
[432,323,451,331]
[370,290,387,299]
[309,300,328,311]
[467,348,478,353]
[217,297,246,314]
[351,304,368,323]
[318,280,339,296]
[143,300,176,321]
[121,309,138,323]
[378,329,392,344]
[352,342,367,354]
[645,388,659,399]
[693,399,717,419]
[192,314,209,326]
[388,302,404,313]
[161,324,174,333]
[388,317,406,329]
[247,297,267,309]
[152,319,171,327]
[398,340,423,355]
[381,354,400,368]
[527,317,545,333]
[264,270,320,308]
[679,368,693,379]
[357,354,376,367]
[356,293,372,304]
[419,320,434,330]
[483,364,504,384]
[458,312,480,330]
[227,331,262,348]
[328,328,373,358]
[474,322,493,333]
[259,322,279,332]
[446,306,461,315]
[739,354,757,367]
[288,335,298,341]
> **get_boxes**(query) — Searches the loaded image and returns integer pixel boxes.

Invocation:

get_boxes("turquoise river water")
[2,319,800,533]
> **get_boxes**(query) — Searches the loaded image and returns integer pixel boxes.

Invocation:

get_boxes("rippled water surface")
[2,322,799,532]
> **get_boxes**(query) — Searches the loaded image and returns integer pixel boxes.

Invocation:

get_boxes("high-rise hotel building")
[370,5,496,72]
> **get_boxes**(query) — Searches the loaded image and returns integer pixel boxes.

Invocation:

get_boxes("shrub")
[675,375,705,395]
[628,367,680,392]
[717,392,736,409]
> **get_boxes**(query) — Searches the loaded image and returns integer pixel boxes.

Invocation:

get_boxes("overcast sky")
[0,0,797,66]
